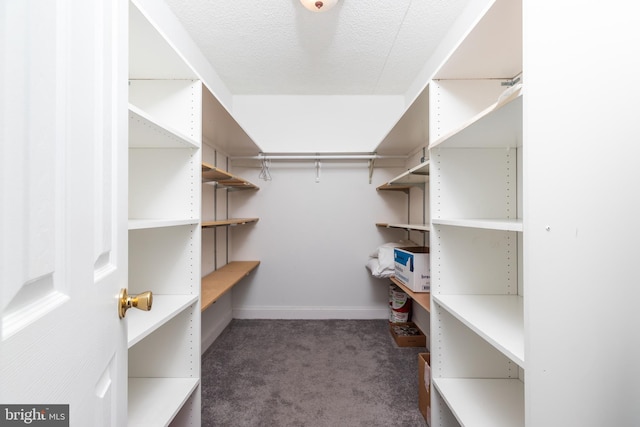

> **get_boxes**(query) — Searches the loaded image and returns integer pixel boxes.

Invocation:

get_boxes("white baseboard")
[232,306,389,320]
[201,309,232,355]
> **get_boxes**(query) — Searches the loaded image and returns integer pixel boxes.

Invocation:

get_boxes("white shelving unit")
[433,294,524,366]
[127,294,199,347]
[200,159,260,313]
[434,378,524,427]
[127,1,201,425]
[429,89,523,150]
[376,223,430,232]
[432,218,522,232]
[376,159,430,237]
[373,91,432,343]
[377,161,430,191]
[129,218,199,230]
[429,0,523,425]
[129,105,199,149]
[371,60,432,346]
[128,378,200,427]
[200,87,261,318]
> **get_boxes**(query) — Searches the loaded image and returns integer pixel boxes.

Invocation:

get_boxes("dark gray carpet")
[201,319,428,427]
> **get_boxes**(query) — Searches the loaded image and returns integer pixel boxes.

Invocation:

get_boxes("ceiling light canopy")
[300,0,338,13]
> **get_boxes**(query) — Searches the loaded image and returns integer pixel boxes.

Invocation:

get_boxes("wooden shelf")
[429,89,522,150]
[390,276,430,312]
[202,162,258,190]
[376,223,430,232]
[128,377,199,427]
[433,294,524,366]
[129,104,199,149]
[202,218,259,228]
[432,218,522,232]
[434,378,524,427]
[377,160,430,191]
[376,184,412,192]
[201,261,260,311]
[127,294,198,348]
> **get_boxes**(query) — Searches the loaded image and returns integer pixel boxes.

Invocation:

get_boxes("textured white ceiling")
[163,0,471,95]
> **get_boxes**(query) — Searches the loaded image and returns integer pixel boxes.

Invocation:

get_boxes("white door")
[1,0,128,425]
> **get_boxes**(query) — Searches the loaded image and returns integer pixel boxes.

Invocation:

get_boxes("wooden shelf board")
[127,294,198,348]
[433,294,524,366]
[128,377,199,427]
[432,218,522,232]
[376,184,412,192]
[376,223,430,232]
[434,378,524,427]
[129,105,199,149]
[202,218,259,228]
[202,162,259,190]
[390,276,430,312]
[201,261,260,311]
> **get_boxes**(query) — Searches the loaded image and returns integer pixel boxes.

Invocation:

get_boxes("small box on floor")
[394,247,430,292]
[418,353,431,425]
[389,322,426,347]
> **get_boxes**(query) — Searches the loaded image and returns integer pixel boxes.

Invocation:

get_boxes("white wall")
[232,95,405,152]
[227,161,414,319]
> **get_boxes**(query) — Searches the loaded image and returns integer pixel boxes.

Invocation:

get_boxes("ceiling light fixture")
[300,0,338,12]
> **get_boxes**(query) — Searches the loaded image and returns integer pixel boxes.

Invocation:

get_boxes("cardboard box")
[418,353,431,425]
[389,322,426,347]
[394,246,430,292]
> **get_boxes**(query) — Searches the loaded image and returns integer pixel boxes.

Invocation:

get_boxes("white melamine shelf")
[128,218,199,230]
[377,160,430,191]
[376,223,430,232]
[434,294,524,366]
[128,377,199,427]
[127,294,198,348]
[434,378,524,427]
[432,218,522,232]
[129,104,199,149]
[429,89,522,150]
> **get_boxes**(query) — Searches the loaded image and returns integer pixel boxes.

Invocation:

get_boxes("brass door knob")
[118,288,153,319]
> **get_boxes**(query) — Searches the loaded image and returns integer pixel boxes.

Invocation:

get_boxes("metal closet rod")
[231,152,408,160]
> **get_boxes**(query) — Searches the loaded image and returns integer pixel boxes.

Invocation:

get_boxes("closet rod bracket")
[368,157,376,184]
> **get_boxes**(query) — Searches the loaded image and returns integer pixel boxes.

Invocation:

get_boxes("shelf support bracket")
[368,157,376,184]
[501,76,521,87]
